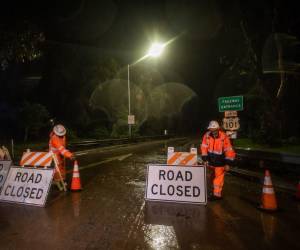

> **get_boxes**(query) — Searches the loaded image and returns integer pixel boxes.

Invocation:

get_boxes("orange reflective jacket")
[200,130,235,167]
[49,132,72,159]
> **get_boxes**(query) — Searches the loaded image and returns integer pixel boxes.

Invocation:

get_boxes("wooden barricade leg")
[1,146,11,161]
[51,152,67,192]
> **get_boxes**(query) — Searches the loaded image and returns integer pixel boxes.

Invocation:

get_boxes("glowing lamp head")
[147,43,165,57]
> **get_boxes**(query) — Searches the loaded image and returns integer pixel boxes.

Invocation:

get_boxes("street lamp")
[127,42,165,137]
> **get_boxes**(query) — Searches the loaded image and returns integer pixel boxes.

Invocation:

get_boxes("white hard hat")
[207,120,220,130]
[53,124,66,136]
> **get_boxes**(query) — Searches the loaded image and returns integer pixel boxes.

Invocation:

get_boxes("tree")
[0,21,44,71]
[215,2,300,144]
[19,102,50,142]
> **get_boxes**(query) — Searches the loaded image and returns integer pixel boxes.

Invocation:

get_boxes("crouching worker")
[49,124,75,190]
[200,120,235,200]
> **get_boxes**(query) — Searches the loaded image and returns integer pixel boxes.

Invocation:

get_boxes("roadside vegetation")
[235,138,300,155]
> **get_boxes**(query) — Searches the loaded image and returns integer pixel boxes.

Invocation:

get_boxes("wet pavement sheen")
[0,140,299,249]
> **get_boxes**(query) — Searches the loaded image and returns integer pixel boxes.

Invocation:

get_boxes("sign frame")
[218,95,243,112]
[145,164,207,205]
[0,160,12,192]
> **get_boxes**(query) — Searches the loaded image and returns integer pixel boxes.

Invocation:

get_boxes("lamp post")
[128,64,131,137]
[127,42,165,137]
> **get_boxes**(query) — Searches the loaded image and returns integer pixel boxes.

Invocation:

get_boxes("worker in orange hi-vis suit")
[49,124,75,183]
[200,120,236,200]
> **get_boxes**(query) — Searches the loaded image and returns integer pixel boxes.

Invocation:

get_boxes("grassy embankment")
[234,138,300,155]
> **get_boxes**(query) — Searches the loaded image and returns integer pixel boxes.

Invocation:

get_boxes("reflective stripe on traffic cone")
[296,180,300,201]
[71,160,82,191]
[259,170,277,211]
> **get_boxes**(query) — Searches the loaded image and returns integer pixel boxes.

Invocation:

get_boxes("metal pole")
[128,64,131,137]
[11,138,14,159]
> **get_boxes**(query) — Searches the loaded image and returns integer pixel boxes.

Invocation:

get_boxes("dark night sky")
[2,0,299,92]
[1,1,241,86]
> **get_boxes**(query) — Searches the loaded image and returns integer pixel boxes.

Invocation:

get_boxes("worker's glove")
[197,156,203,165]
[201,155,208,162]
[224,165,230,171]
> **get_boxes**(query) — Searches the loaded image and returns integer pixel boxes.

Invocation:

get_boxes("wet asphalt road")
[0,138,299,250]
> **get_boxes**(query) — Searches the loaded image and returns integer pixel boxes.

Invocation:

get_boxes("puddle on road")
[145,201,206,229]
[125,180,145,188]
[144,224,179,249]
[142,201,207,248]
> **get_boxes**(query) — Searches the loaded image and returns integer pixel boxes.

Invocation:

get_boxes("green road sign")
[218,96,243,112]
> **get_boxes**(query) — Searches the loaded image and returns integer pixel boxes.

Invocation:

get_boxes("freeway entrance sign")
[218,96,243,112]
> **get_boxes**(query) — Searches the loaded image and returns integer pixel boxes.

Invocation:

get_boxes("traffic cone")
[296,180,300,201]
[259,170,277,211]
[71,160,82,191]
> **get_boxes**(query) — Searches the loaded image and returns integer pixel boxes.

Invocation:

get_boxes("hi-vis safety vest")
[200,130,235,167]
[49,132,72,159]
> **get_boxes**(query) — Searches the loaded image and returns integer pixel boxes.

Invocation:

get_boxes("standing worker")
[49,124,75,187]
[200,120,235,200]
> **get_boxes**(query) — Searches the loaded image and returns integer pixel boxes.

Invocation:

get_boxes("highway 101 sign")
[223,117,240,131]
[218,96,243,112]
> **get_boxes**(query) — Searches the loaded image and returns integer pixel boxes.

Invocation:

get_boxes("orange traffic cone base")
[71,161,82,192]
[258,169,278,212]
[71,177,82,191]
[258,204,278,212]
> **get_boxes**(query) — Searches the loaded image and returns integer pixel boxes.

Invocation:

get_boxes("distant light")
[147,43,165,57]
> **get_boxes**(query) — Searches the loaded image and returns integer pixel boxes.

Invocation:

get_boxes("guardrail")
[235,147,300,175]
[236,147,300,165]
[69,137,299,174]
[69,135,170,150]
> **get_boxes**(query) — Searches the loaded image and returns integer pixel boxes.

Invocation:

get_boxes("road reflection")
[144,201,206,249]
[71,192,81,217]
[260,213,278,243]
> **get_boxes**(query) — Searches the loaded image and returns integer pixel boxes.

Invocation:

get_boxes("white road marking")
[67,153,133,173]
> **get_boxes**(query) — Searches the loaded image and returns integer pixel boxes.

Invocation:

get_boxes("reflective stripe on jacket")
[49,132,72,158]
[200,130,235,167]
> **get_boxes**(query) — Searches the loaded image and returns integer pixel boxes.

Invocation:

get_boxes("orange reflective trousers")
[209,166,225,197]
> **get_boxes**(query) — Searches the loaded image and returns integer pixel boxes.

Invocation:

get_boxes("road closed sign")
[145,164,207,205]
[0,166,54,207]
[0,160,12,192]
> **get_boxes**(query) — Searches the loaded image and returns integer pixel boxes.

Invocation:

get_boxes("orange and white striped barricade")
[20,150,53,168]
[167,147,198,166]
[20,150,66,192]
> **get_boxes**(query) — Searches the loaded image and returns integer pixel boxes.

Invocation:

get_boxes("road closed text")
[3,172,44,199]
[150,169,200,197]
[146,165,207,204]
